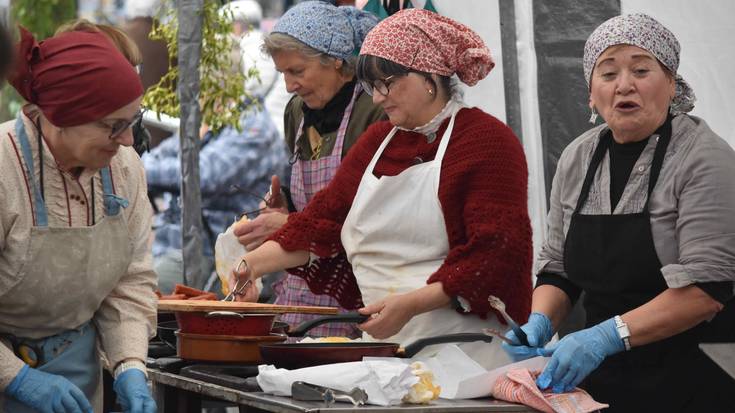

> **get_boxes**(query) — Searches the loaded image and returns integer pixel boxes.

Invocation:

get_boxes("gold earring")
[428,89,434,95]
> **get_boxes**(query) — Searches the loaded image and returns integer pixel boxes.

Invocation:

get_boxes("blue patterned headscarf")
[272,1,378,61]
[584,13,695,114]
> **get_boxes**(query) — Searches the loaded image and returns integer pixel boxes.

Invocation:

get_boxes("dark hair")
[0,24,13,85]
[356,54,457,98]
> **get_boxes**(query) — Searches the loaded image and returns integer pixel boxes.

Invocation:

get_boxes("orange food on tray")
[158,293,187,300]
[188,293,218,300]
[157,284,217,300]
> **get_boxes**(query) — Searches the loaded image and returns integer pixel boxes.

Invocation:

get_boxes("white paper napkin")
[364,345,549,399]
[256,361,419,406]
[424,345,548,399]
[214,224,265,294]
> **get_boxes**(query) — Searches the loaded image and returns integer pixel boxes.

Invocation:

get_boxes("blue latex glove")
[5,364,93,413]
[536,317,625,393]
[113,369,157,413]
[501,312,554,361]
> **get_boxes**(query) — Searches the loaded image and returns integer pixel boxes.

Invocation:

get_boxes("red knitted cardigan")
[270,107,532,323]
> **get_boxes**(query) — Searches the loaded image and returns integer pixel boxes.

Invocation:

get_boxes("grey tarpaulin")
[498,0,522,142]
[177,0,206,289]
[533,0,620,203]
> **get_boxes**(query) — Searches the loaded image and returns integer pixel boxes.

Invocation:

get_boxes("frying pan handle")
[402,333,494,358]
[288,312,369,337]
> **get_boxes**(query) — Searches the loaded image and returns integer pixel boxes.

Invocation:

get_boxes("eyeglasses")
[360,75,403,97]
[105,110,145,140]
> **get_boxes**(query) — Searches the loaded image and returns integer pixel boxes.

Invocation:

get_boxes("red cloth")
[270,108,532,323]
[9,26,143,127]
[360,9,494,86]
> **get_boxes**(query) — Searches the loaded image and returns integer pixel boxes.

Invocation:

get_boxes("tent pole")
[499,0,523,142]
[177,0,206,290]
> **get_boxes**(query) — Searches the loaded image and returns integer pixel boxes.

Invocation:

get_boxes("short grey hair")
[262,33,356,77]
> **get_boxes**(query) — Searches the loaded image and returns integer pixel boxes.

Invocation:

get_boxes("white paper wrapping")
[364,344,549,399]
[213,224,246,294]
[256,361,419,406]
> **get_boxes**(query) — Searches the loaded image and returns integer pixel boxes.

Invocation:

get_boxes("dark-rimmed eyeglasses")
[104,110,145,140]
[360,74,404,97]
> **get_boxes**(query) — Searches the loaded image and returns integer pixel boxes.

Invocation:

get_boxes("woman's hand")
[536,317,624,393]
[113,368,157,413]
[234,212,289,251]
[357,294,418,339]
[5,365,93,413]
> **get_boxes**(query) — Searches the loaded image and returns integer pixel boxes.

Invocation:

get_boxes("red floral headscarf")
[360,9,494,86]
[9,26,143,127]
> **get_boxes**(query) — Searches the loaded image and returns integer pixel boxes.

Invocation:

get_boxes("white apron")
[0,116,133,412]
[340,110,509,370]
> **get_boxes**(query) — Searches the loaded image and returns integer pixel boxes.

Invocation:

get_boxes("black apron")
[563,122,735,413]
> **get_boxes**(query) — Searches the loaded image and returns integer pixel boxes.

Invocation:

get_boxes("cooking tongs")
[222,259,253,301]
[488,295,530,347]
[291,381,368,406]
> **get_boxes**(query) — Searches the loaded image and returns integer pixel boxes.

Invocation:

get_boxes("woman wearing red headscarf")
[0,27,156,413]
[232,9,532,369]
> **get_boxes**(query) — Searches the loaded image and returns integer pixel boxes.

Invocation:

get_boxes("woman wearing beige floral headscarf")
[503,13,735,412]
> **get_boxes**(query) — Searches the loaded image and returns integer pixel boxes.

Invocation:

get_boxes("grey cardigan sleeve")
[660,123,735,289]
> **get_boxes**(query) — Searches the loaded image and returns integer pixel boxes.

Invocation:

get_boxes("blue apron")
[2,114,130,412]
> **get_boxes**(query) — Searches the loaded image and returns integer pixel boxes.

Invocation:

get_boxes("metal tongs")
[222,259,253,301]
[482,327,515,345]
[487,295,530,346]
[291,381,368,406]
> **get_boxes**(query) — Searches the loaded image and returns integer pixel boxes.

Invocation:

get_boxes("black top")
[301,78,357,135]
[608,135,650,210]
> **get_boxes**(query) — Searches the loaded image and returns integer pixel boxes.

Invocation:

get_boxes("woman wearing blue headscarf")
[233,1,384,338]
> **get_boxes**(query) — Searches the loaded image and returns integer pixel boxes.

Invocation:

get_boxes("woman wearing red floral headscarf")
[0,27,156,412]
[233,9,531,369]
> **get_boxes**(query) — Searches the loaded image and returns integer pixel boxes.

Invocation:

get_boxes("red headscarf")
[360,9,494,86]
[9,26,143,127]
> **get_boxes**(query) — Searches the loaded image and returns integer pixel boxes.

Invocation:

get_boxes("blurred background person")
[121,0,171,149]
[142,2,288,295]
[222,0,289,141]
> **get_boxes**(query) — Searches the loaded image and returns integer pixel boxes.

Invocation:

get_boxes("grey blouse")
[536,114,735,289]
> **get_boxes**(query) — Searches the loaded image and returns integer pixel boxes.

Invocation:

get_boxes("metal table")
[149,368,539,413]
[699,343,735,380]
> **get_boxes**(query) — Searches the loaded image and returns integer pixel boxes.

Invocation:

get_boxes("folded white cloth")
[257,361,419,406]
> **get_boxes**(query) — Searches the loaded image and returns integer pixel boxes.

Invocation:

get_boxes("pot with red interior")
[168,313,288,363]
[259,313,494,369]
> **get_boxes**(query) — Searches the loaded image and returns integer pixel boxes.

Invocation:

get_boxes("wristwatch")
[614,315,631,351]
